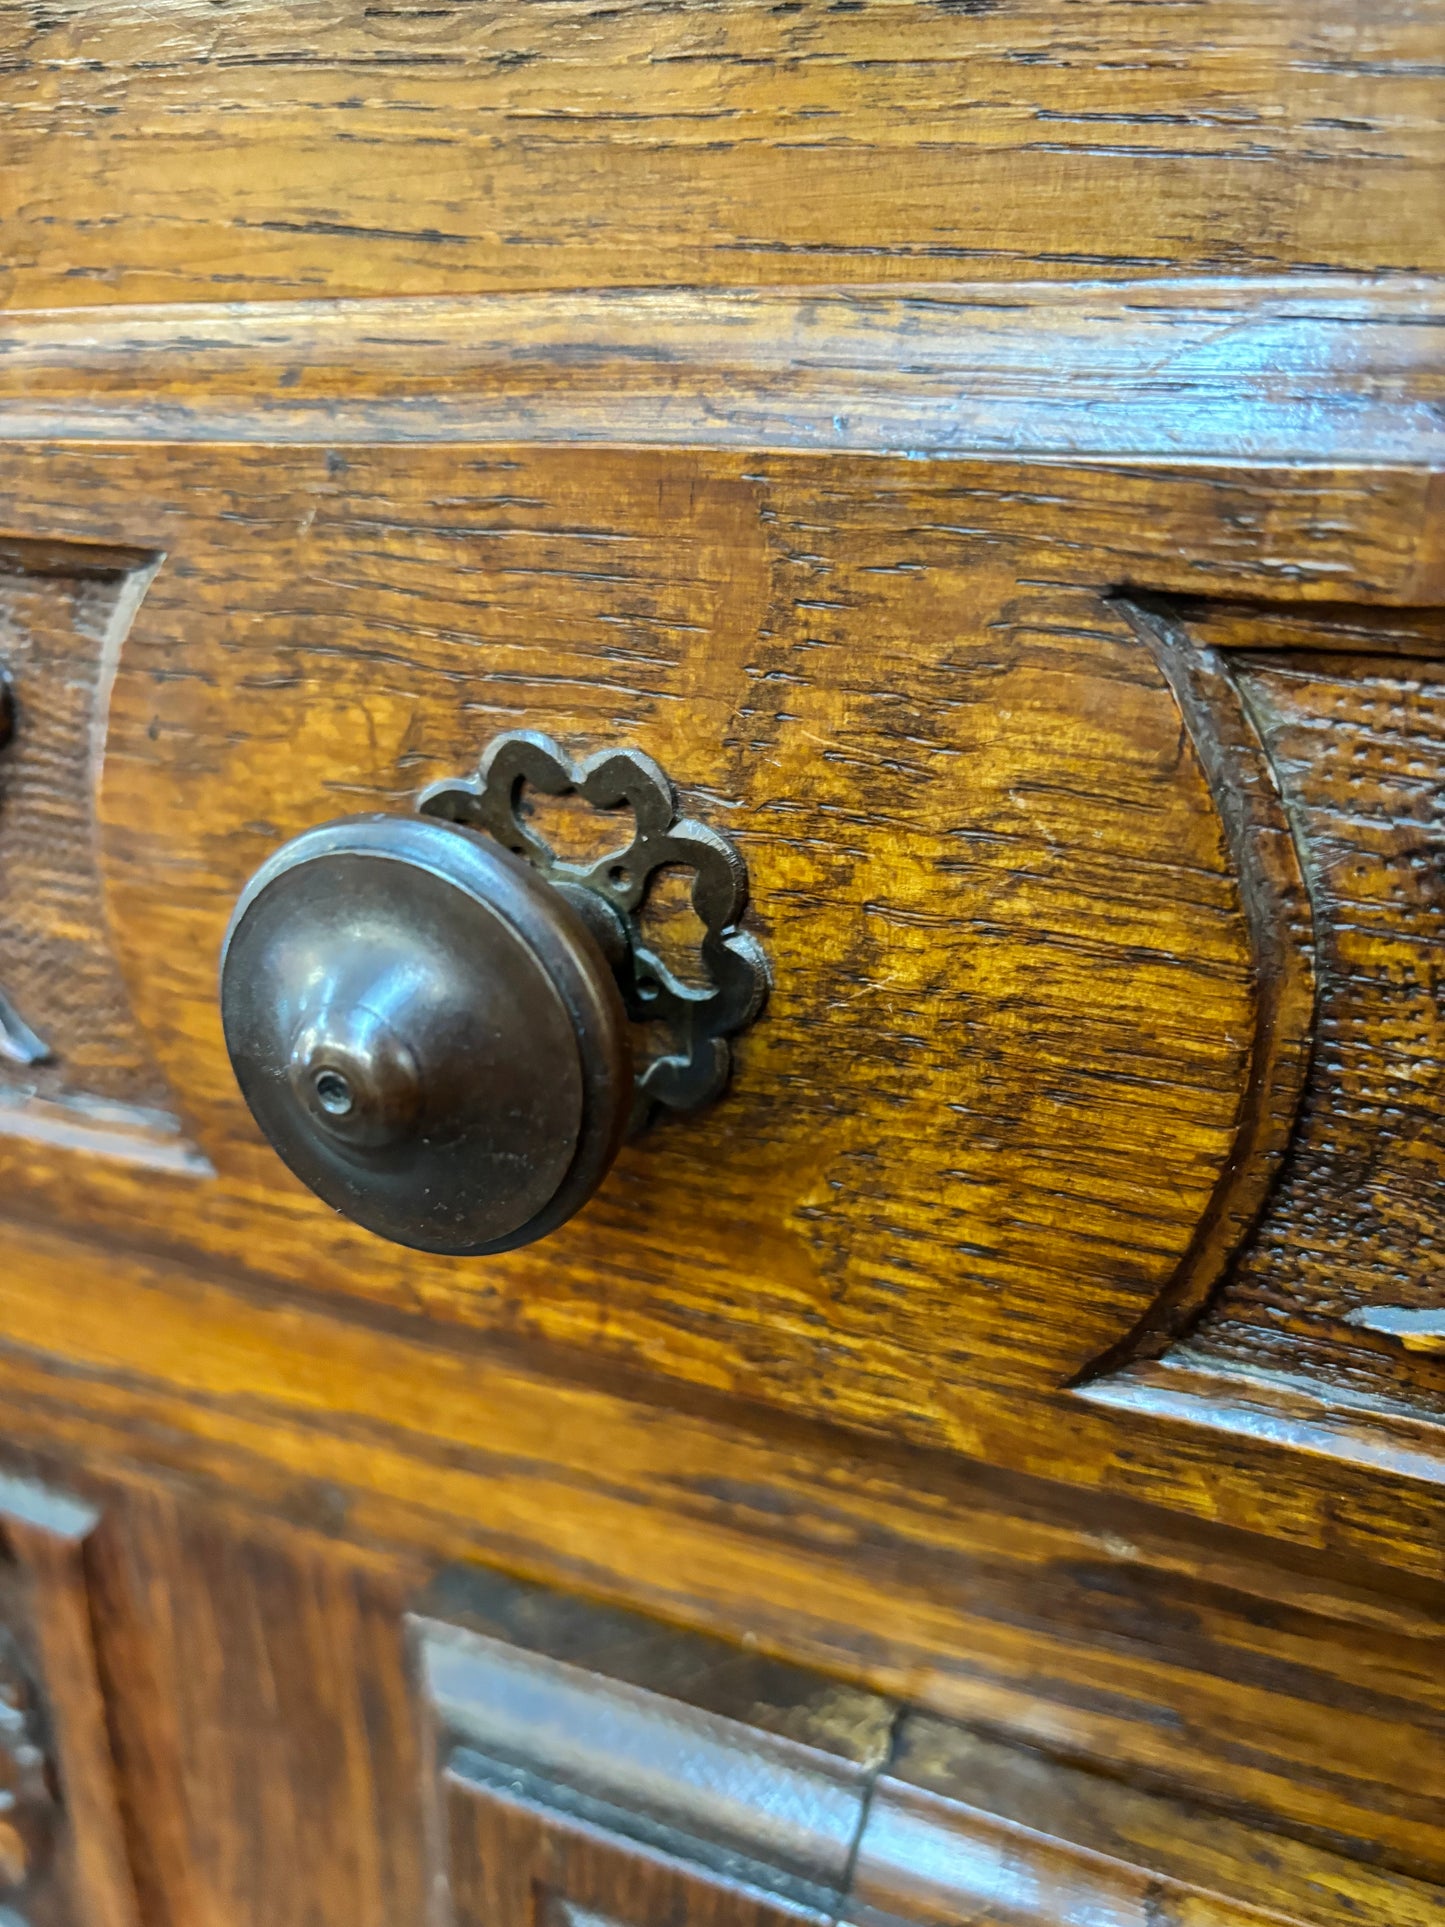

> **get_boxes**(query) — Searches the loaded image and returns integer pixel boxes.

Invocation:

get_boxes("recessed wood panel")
[0,544,203,1169]
[0,1473,142,1927]
[1156,615,1445,1420]
[1059,599,1445,1441]
[84,1486,431,1927]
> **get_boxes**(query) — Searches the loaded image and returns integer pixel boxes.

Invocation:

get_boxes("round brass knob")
[219,814,630,1254]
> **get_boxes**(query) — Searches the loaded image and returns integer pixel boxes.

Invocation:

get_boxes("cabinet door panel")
[82,1484,430,1927]
[445,1779,829,1927]
[0,1473,141,1927]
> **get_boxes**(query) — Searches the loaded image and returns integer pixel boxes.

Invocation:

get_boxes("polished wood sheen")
[0,5,1441,1925]
[3,2,1441,303]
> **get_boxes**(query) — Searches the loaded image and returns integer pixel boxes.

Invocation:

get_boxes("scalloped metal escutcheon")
[420,731,769,1131]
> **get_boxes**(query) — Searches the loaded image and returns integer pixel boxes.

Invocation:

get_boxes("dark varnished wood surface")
[422,1583,1300,1927]
[0,286,1441,1920]
[0,1475,143,1927]
[1,5,1443,1923]
[0,409,1439,1562]
[0,1455,1432,1927]
[0,1218,1441,1900]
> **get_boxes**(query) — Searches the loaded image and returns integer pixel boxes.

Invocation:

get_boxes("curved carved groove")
[0,674,51,1069]
[0,991,50,1071]
[1076,597,1318,1380]
[0,540,210,1172]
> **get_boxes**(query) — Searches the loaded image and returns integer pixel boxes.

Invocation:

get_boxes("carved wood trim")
[414,1579,1322,1927]
[1078,598,1318,1376]
[847,1780,1302,1927]
[0,1472,142,1927]
[0,279,1442,475]
[1084,595,1445,1441]
[443,1773,829,1927]
[416,1615,869,1914]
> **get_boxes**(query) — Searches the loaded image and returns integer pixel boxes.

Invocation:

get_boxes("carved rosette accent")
[421,731,768,1127]
[0,1624,55,1910]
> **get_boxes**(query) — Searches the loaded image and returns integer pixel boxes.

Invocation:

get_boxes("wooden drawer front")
[0,283,1442,1577]
[1,447,1300,1424]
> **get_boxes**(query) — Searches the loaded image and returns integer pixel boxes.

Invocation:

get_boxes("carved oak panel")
[0,1473,142,1927]
[0,541,202,1171]
[1091,600,1445,1450]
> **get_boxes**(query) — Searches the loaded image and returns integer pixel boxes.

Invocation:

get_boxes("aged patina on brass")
[219,734,766,1254]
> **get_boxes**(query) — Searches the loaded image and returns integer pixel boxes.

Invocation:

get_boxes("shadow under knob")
[219,814,631,1255]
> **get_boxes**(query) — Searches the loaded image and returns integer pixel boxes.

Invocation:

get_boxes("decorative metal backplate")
[420,732,767,1127]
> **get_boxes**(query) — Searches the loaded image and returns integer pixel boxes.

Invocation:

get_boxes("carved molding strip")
[847,1781,1295,1927]
[0,280,1443,471]
[414,1573,1313,1927]
[419,1618,864,1912]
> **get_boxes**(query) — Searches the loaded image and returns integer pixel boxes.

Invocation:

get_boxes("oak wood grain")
[0,433,1373,1528]
[0,423,1438,1563]
[2,8,1443,1912]
[0,1220,1442,1890]
[0,1475,143,1927]
[3,2,1442,308]
[2,282,1443,468]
